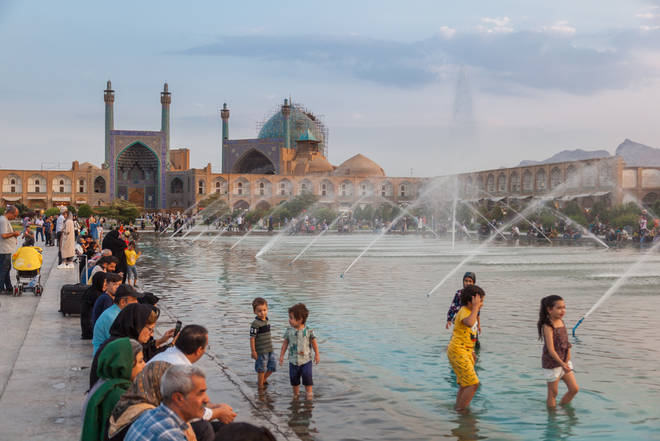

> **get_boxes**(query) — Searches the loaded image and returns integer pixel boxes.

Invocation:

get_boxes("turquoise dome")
[258,106,325,152]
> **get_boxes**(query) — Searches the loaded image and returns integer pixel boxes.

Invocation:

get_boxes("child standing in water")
[447,285,485,411]
[446,272,480,348]
[250,297,276,389]
[279,303,320,399]
[538,295,579,408]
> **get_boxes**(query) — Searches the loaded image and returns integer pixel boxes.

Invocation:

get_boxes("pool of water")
[138,233,660,441]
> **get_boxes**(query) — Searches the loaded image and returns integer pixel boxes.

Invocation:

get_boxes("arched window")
[536,169,547,191]
[510,172,520,192]
[78,178,86,193]
[550,168,561,189]
[486,174,495,193]
[237,182,243,195]
[341,184,347,196]
[497,174,506,193]
[35,179,40,193]
[566,166,578,188]
[214,178,227,194]
[198,180,206,195]
[400,183,407,197]
[321,183,327,196]
[52,176,71,193]
[94,176,106,193]
[170,177,183,194]
[522,170,533,192]
[3,175,22,193]
[259,182,265,195]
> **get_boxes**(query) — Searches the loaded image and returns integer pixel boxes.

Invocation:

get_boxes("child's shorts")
[255,352,277,373]
[289,361,313,386]
[447,347,479,387]
[126,266,138,280]
[544,360,573,382]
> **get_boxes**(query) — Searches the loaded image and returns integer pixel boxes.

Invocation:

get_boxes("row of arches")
[171,177,416,199]
[2,175,107,194]
[465,164,614,196]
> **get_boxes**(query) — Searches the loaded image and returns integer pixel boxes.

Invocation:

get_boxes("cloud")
[178,29,660,94]
[438,26,456,39]
[636,12,657,19]
[476,17,514,34]
[541,21,576,36]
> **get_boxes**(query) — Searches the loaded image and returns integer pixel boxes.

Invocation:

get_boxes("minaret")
[104,80,115,167]
[281,98,291,149]
[221,103,230,173]
[160,82,171,167]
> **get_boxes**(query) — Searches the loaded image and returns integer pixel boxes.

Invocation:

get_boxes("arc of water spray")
[255,199,324,258]
[232,197,298,250]
[376,197,441,239]
[340,177,452,277]
[178,198,228,239]
[426,164,606,298]
[546,206,609,249]
[475,188,552,244]
[193,206,230,241]
[162,198,204,236]
[573,237,660,336]
[461,201,507,240]
[290,195,369,265]
[208,225,229,245]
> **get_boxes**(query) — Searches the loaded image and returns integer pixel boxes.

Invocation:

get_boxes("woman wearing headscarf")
[81,338,145,441]
[102,229,128,283]
[81,272,107,340]
[89,304,159,389]
[107,361,174,441]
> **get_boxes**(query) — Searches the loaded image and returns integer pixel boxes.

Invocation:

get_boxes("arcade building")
[2,82,660,213]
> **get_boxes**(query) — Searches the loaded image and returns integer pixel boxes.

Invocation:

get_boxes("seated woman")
[81,338,145,441]
[108,361,173,441]
[89,304,165,389]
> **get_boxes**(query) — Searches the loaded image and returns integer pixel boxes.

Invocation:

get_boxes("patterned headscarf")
[108,361,172,438]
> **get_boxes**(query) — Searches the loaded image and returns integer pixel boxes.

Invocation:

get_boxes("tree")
[14,202,29,217]
[67,205,77,215]
[44,207,60,217]
[94,200,140,225]
[77,204,93,218]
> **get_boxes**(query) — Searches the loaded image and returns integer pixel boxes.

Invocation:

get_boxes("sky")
[2,0,660,177]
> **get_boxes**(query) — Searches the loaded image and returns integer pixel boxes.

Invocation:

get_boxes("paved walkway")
[0,245,297,440]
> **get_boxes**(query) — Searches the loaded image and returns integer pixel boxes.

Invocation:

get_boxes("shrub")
[77,204,93,218]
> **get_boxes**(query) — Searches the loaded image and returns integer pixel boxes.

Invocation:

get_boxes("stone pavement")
[0,245,297,440]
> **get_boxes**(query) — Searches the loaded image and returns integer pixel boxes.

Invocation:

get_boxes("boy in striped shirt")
[250,297,276,388]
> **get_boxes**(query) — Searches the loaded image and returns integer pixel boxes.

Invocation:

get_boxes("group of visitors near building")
[1,205,281,440]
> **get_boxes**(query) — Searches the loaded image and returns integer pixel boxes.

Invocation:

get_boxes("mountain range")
[517,139,660,167]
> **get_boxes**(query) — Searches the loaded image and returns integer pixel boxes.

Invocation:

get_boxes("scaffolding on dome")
[256,101,329,157]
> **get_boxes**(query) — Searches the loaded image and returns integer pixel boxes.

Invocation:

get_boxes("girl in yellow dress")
[447,285,485,411]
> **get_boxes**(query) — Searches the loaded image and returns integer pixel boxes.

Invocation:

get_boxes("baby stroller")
[11,245,44,296]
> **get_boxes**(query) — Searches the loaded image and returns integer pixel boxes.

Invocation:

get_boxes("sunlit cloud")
[476,17,514,34]
[541,20,576,36]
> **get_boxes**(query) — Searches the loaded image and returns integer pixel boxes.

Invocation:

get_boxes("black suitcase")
[60,283,86,316]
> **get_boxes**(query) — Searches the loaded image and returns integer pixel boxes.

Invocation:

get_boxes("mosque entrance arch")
[115,142,160,209]
[232,149,275,174]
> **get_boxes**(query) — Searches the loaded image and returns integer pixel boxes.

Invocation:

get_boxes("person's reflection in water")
[255,387,276,413]
[288,398,317,439]
[543,405,579,441]
[450,411,486,441]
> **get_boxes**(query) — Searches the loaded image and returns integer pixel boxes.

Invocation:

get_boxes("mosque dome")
[308,157,335,175]
[258,103,327,154]
[334,154,386,177]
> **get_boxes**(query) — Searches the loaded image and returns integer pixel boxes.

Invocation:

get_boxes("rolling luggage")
[59,283,86,316]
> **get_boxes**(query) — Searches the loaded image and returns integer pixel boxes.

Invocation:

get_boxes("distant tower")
[161,83,171,167]
[104,80,115,167]
[221,103,230,173]
[281,98,291,149]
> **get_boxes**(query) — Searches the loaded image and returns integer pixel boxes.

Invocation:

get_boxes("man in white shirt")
[149,324,236,424]
[0,206,21,293]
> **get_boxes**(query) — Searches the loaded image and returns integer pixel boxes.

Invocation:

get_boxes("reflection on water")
[139,234,660,440]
